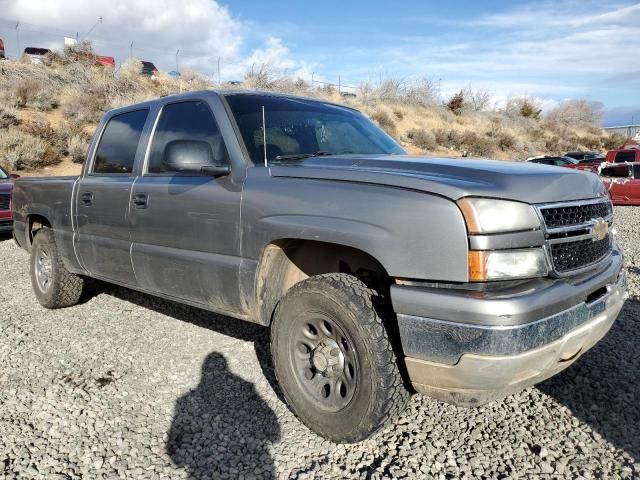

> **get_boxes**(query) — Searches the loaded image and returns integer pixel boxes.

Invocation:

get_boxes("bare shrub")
[0,104,19,128]
[369,108,396,135]
[0,129,48,170]
[504,96,542,119]
[60,86,108,123]
[463,87,492,112]
[393,108,404,120]
[602,132,627,150]
[68,135,89,163]
[13,79,58,111]
[446,91,465,115]
[546,100,603,128]
[407,129,437,150]
[119,59,144,81]
[460,131,496,157]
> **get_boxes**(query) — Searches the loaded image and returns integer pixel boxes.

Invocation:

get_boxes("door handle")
[132,193,148,209]
[80,191,93,206]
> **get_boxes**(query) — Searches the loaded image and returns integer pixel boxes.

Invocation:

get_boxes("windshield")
[0,166,7,180]
[225,94,405,164]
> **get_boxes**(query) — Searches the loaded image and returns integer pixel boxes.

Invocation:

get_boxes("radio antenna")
[262,106,268,167]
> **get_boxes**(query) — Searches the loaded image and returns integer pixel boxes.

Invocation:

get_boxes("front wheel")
[30,228,84,309]
[271,273,409,443]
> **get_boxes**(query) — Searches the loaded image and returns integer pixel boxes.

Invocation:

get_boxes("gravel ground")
[1,207,639,480]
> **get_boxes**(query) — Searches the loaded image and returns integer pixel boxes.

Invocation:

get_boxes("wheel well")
[27,214,52,246]
[255,239,391,325]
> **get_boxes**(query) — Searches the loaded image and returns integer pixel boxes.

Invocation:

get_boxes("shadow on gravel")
[538,299,640,462]
[82,282,286,401]
[167,352,281,479]
[0,232,13,242]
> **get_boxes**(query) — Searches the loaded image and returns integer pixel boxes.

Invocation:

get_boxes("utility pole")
[129,41,133,59]
[81,16,103,42]
[175,49,180,73]
[15,21,20,58]
[217,57,221,84]
[338,76,341,93]
[311,72,314,86]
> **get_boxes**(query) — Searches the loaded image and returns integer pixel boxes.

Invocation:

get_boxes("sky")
[0,0,638,126]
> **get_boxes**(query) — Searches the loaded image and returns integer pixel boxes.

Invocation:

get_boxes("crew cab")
[0,165,18,232]
[11,91,627,442]
[601,162,640,205]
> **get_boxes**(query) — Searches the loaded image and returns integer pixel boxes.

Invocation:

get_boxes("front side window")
[93,109,148,175]
[0,166,7,179]
[147,101,226,174]
[225,94,405,164]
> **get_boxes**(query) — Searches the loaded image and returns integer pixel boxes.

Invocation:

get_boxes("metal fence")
[603,124,640,138]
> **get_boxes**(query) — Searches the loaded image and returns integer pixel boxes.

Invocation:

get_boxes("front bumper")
[392,252,626,406]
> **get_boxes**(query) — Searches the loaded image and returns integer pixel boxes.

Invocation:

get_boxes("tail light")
[0,39,4,50]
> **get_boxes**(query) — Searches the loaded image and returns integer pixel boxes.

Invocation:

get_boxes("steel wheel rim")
[35,247,52,293]
[290,311,359,412]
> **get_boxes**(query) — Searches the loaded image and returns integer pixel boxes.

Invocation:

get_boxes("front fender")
[242,169,469,282]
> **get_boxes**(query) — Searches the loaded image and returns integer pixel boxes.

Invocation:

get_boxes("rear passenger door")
[75,108,149,285]
[129,100,243,314]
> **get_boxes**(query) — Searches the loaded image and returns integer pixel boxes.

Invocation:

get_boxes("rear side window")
[615,151,635,163]
[147,101,226,174]
[93,109,148,175]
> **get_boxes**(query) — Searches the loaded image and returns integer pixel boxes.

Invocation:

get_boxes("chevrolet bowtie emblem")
[591,218,609,241]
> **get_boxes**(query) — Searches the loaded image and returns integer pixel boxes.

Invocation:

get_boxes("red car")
[600,162,640,205]
[605,147,640,164]
[0,166,19,233]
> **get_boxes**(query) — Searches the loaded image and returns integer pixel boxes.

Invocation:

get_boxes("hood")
[270,155,605,204]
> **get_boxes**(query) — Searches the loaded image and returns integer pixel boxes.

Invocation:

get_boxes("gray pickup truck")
[12,91,626,442]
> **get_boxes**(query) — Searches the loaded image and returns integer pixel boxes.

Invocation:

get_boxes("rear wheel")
[30,228,84,308]
[271,273,409,443]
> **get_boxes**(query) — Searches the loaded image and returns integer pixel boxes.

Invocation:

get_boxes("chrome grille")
[0,194,9,211]
[540,202,612,228]
[537,198,613,276]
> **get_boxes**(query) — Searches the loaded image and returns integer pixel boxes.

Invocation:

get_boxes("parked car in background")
[578,156,606,165]
[0,165,19,233]
[606,148,640,164]
[0,38,5,59]
[526,155,578,166]
[168,70,181,78]
[141,61,159,76]
[600,163,640,205]
[97,56,115,68]
[11,90,626,442]
[564,151,602,161]
[23,47,51,64]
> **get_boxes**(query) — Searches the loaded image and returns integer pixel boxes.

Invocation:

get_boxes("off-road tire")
[271,273,410,443]
[30,228,84,309]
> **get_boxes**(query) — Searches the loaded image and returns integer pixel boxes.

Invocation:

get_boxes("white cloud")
[1,0,309,80]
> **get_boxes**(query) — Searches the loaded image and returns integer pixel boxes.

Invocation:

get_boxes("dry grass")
[0,45,629,172]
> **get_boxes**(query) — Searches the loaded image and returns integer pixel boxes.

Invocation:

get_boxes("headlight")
[458,197,540,234]
[469,249,549,281]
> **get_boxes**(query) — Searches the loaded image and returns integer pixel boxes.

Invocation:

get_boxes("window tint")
[93,109,148,175]
[147,101,226,174]
[615,151,635,163]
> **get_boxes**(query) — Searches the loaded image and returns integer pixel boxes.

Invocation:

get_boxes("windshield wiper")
[274,151,334,161]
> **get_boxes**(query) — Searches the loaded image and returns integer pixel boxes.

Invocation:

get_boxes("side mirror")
[9,173,20,182]
[162,140,230,176]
